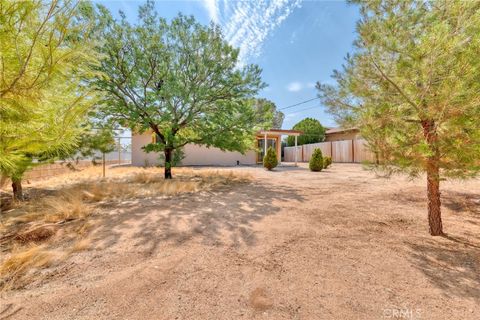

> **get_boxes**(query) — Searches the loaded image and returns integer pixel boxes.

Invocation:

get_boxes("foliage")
[323,156,332,169]
[157,148,185,167]
[263,147,278,171]
[286,118,325,146]
[89,1,264,178]
[317,0,480,235]
[309,148,323,172]
[0,0,98,198]
[253,98,284,130]
[73,124,117,162]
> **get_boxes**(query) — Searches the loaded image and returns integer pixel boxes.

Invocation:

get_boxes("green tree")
[263,146,278,171]
[253,98,284,130]
[286,118,325,146]
[91,2,264,179]
[317,0,480,236]
[309,148,323,172]
[0,0,97,200]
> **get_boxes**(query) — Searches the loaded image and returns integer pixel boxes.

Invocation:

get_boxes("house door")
[257,138,277,163]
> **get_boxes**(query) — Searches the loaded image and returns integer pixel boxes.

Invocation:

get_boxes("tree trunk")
[12,178,23,201]
[422,119,443,236]
[426,161,443,236]
[164,148,173,179]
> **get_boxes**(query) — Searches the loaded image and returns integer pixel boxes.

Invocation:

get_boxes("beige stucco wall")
[131,133,256,167]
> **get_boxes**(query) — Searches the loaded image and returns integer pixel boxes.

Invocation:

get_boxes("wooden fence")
[284,139,375,163]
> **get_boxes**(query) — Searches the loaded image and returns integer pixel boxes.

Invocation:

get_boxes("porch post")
[294,135,298,166]
[264,132,267,160]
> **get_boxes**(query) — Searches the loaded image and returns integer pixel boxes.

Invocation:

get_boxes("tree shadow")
[88,180,304,256]
[0,303,22,320]
[442,191,480,226]
[406,234,480,300]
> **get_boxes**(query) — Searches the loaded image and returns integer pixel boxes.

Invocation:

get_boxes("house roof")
[257,129,303,136]
[325,127,358,134]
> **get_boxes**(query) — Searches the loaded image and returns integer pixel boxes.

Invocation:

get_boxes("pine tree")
[263,147,278,171]
[0,0,98,199]
[309,148,323,172]
[317,0,480,235]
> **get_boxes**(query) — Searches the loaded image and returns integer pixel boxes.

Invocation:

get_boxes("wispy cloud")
[287,81,303,92]
[201,0,302,65]
[286,81,317,92]
[202,0,219,23]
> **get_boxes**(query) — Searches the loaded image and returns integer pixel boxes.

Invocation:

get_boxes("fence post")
[352,139,355,163]
[294,136,298,166]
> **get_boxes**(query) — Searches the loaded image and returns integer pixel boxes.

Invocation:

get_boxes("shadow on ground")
[442,191,480,227]
[407,233,480,301]
[89,180,304,255]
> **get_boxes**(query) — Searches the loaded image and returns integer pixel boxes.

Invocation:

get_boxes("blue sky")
[96,0,360,129]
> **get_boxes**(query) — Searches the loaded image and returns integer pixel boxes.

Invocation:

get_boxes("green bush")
[323,156,332,169]
[263,146,278,170]
[309,148,323,171]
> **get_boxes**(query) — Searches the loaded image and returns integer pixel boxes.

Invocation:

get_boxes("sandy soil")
[1,164,479,319]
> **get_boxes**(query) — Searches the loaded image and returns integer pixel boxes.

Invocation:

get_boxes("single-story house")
[324,127,360,141]
[131,129,302,167]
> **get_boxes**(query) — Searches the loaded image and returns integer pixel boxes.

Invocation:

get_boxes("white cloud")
[202,0,219,23]
[201,0,302,65]
[287,81,303,92]
[286,81,317,92]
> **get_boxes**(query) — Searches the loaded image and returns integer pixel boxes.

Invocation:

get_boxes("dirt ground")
[1,163,479,319]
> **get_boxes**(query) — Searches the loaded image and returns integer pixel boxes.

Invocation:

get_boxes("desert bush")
[0,244,56,290]
[42,192,90,223]
[0,167,252,290]
[309,148,323,172]
[323,156,332,169]
[263,146,278,170]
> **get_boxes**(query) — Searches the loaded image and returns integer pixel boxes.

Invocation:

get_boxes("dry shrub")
[0,245,56,290]
[144,180,200,196]
[0,167,251,291]
[70,238,91,253]
[42,191,90,223]
[80,182,136,202]
[130,170,164,184]
[187,170,252,186]
[0,191,93,290]
[4,191,90,227]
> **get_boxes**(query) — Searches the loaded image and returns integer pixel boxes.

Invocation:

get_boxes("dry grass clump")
[0,192,94,290]
[42,191,90,223]
[130,170,165,184]
[0,244,57,290]
[0,166,251,290]
[76,168,250,201]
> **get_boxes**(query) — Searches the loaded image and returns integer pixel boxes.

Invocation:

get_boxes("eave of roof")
[257,129,303,136]
[325,127,358,134]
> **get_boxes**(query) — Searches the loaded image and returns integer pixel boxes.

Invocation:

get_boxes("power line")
[283,104,321,115]
[278,97,320,111]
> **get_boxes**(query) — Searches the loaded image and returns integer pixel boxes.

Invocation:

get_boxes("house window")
[257,138,277,162]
